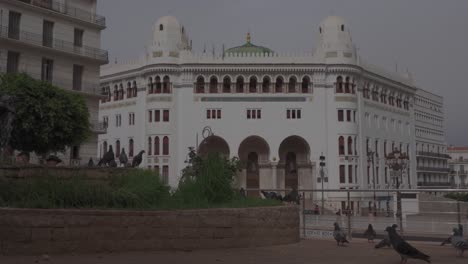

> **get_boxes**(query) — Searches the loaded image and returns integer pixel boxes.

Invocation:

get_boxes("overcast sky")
[98,0,468,146]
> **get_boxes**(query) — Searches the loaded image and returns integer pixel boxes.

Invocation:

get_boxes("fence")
[248,188,468,241]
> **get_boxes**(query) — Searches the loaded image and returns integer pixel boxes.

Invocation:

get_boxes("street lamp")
[385,149,409,233]
[367,151,377,216]
[319,154,326,215]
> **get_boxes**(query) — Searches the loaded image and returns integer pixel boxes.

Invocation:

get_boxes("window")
[7,51,20,74]
[346,110,351,122]
[148,137,153,155]
[42,20,54,47]
[8,11,21,40]
[288,77,296,93]
[163,110,169,122]
[223,76,231,93]
[287,109,301,119]
[247,109,261,119]
[103,141,108,154]
[148,110,152,123]
[348,165,353,183]
[72,65,83,91]
[115,140,121,157]
[163,136,169,155]
[262,76,270,93]
[336,76,343,93]
[376,167,379,184]
[128,113,135,126]
[74,28,83,47]
[347,137,353,155]
[154,136,160,155]
[339,165,345,183]
[160,24,164,31]
[41,58,54,82]
[71,146,80,160]
[129,139,134,157]
[353,111,356,123]
[103,116,109,128]
[249,77,257,93]
[207,109,221,119]
[344,77,350,93]
[341,24,345,31]
[338,110,344,121]
[301,76,310,93]
[155,110,160,122]
[338,136,345,155]
[154,165,160,174]
[162,166,169,184]
[115,114,121,127]
[275,77,283,93]
[154,76,161,93]
[236,76,244,93]
[196,76,205,93]
[163,76,171,93]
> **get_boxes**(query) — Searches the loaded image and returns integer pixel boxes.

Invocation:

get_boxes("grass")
[0,170,282,210]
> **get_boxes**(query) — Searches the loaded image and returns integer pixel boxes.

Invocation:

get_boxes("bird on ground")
[97,146,114,167]
[119,148,128,167]
[333,222,349,246]
[386,225,431,264]
[132,150,145,167]
[441,224,463,246]
[450,227,468,257]
[375,224,398,249]
[87,157,94,167]
[364,224,377,243]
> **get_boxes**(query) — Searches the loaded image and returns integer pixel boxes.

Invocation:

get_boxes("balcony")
[91,121,107,134]
[416,151,451,159]
[13,0,106,28]
[416,166,451,173]
[0,26,108,63]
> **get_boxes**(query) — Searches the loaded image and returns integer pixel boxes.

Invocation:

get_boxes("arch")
[288,76,297,93]
[344,76,350,93]
[196,76,205,93]
[339,136,345,155]
[148,77,153,94]
[262,76,271,93]
[249,76,257,93]
[238,136,270,163]
[209,76,218,93]
[336,76,343,93]
[278,135,311,190]
[129,138,134,157]
[198,135,230,158]
[148,137,152,155]
[126,82,131,98]
[347,136,353,155]
[301,76,310,93]
[154,136,160,155]
[103,141,108,155]
[155,76,162,94]
[222,76,231,93]
[275,76,284,93]
[163,136,169,155]
[238,136,271,196]
[116,140,121,157]
[162,75,170,93]
[132,81,137,97]
[236,76,244,93]
[119,84,124,100]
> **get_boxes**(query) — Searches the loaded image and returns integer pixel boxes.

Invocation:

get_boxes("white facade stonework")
[448,147,468,188]
[0,0,107,164]
[98,16,446,210]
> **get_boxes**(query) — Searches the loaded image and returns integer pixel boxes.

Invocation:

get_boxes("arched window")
[336,76,343,93]
[348,137,353,155]
[345,76,350,93]
[154,136,160,155]
[116,140,121,157]
[132,81,137,97]
[163,136,169,155]
[222,76,231,93]
[103,141,108,156]
[339,136,345,155]
[106,86,111,101]
[236,76,244,93]
[262,76,270,93]
[384,141,387,156]
[148,77,153,94]
[196,76,205,93]
[155,76,162,94]
[288,76,297,93]
[275,76,283,93]
[249,76,257,93]
[301,76,310,93]
[209,76,218,93]
[119,84,124,100]
[127,82,131,98]
[113,85,118,100]
[163,75,170,93]
[159,24,163,31]
[129,139,134,157]
[148,137,152,156]
[341,24,345,31]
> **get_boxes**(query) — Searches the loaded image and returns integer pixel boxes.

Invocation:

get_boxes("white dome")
[315,16,356,64]
[150,15,190,57]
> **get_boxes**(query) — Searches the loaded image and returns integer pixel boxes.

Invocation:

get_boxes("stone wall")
[0,206,299,255]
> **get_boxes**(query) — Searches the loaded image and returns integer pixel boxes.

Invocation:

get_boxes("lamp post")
[367,151,377,216]
[385,149,409,233]
[319,154,326,215]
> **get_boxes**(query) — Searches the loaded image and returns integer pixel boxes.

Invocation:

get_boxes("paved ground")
[1,238,465,264]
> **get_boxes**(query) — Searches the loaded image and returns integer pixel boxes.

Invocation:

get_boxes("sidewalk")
[0,238,464,264]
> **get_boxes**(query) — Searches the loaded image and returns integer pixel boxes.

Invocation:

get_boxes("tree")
[0,73,90,155]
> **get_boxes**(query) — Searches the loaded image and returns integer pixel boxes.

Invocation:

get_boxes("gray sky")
[98,0,468,146]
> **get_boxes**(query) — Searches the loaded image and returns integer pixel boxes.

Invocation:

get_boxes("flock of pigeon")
[89,145,145,168]
[333,222,468,263]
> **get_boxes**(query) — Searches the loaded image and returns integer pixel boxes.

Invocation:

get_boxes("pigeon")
[333,222,349,246]
[132,150,145,168]
[375,224,398,249]
[450,227,468,257]
[87,157,94,167]
[364,224,377,243]
[119,148,128,167]
[109,159,117,168]
[98,145,114,167]
[441,224,463,246]
[385,225,431,263]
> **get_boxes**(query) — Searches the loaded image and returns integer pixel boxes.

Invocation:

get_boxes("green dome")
[225,33,274,54]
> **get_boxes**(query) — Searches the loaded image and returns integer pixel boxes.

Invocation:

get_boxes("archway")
[238,136,270,196]
[278,136,311,191]
[198,135,230,158]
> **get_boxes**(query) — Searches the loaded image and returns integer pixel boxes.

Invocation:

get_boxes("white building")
[98,15,446,212]
[448,146,468,188]
[0,0,108,164]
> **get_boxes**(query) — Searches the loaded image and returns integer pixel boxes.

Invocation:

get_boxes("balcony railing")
[14,0,106,27]
[0,26,108,62]
[416,151,451,159]
[416,166,451,172]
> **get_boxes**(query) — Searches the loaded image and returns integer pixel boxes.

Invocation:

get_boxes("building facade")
[0,0,108,164]
[448,146,468,188]
[98,15,446,211]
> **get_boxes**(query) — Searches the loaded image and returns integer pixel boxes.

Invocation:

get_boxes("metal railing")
[417,151,451,159]
[249,188,468,241]
[416,166,450,172]
[14,0,106,27]
[0,26,108,62]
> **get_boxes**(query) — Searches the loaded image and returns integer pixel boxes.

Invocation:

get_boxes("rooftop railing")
[417,151,451,159]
